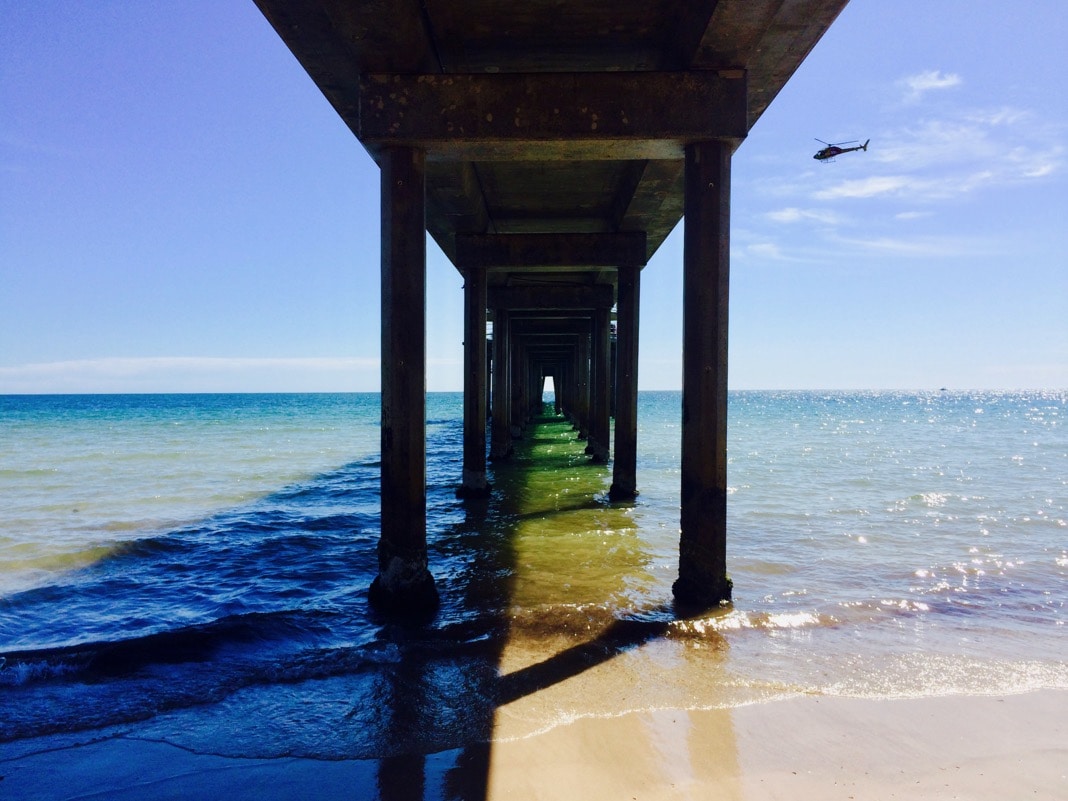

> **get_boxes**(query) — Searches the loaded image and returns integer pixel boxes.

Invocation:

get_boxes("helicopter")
[813,138,870,161]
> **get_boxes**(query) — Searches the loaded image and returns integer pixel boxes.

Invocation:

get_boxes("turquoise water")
[0,391,1065,755]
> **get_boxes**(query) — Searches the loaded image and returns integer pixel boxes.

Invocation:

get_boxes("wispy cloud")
[899,69,962,103]
[828,233,993,259]
[765,207,841,225]
[746,242,785,260]
[813,175,912,200]
[964,107,1029,127]
[1007,144,1063,178]
[876,108,1063,174]
[874,119,998,167]
[814,109,1063,203]
[816,170,1022,202]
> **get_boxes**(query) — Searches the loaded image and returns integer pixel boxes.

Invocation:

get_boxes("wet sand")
[2,690,1064,800]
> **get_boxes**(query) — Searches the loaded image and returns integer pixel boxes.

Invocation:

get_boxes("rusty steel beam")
[456,232,647,270]
[488,284,614,311]
[358,71,747,161]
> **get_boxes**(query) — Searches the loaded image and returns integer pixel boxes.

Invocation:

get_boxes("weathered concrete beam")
[358,71,747,161]
[694,0,850,125]
[426,162,492,261]
[510,319,595,336]
[488,284,614,311]
[456,233,647,270]
[526,350,576,361]
[614,161,685,250]
[509,312,596,323]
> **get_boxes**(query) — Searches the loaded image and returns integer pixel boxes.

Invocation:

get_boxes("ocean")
[1,391,1065,759]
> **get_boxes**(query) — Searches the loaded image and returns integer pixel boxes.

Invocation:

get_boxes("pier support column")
[610,263,640,500]
[458,265,491,498]
[486,343,493,430]
[371,146,438,614]
[674,140,733,608]
[510,337,525,438]
[575,332,590,440]
[559,357,573,422]
[490,309,512,461]
[588,306,611,462]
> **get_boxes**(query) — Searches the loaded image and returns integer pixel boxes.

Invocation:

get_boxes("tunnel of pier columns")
[255,0,852,614]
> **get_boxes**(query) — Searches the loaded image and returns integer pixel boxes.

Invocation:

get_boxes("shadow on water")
[0,408,740,799]
[372,412,738,801]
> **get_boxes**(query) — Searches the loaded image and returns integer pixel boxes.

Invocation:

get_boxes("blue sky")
[2,1,1065,393]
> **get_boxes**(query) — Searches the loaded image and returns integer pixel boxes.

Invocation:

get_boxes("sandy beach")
[2,690,1064,800]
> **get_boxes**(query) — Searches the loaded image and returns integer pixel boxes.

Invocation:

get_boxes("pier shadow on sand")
[370,412,738,801]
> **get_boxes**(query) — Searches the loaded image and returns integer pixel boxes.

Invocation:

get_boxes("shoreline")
[2,690,1064,800]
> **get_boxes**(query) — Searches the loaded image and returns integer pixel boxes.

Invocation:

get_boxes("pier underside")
[254,0,851,612]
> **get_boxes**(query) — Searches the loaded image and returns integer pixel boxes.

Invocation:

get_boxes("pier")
[254,0,851,613]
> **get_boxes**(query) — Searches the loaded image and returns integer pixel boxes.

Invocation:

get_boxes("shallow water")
[0,391,1065,756]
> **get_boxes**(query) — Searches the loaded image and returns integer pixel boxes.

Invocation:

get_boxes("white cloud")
[747,243,784,259]
[814,131,1061,203]
[814,175,912,200]
[766,207,841,225]
[900,69,962,103]
[965,107,1029,127]
[1007,144,1064,179]
[1022,163,1056,178]
[829,233,990,259]
[873,120,994,167]
[872,111,1062,185]
[766,207,804,223]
